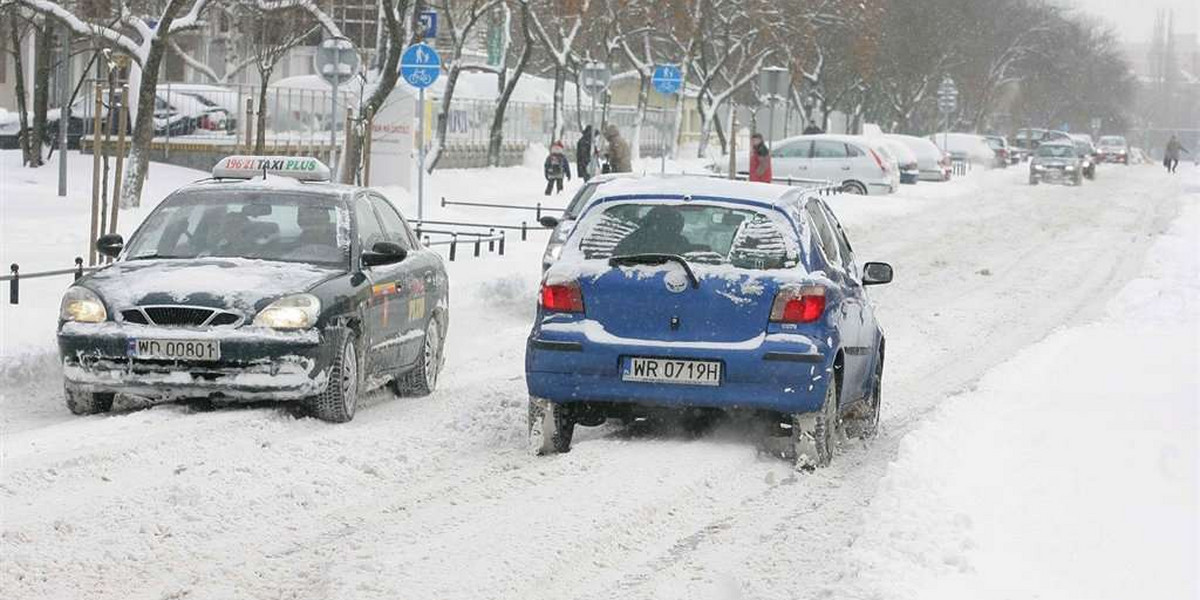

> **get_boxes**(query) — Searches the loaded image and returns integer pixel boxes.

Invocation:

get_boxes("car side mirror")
[361,241,407,267]
[96,233,124,258]
[862,262,893,286]
[539,215,560,229]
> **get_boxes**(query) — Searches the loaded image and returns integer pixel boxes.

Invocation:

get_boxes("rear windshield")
[1099,136,1126,146]
[1036,145,1076,158]
[571,202,799,270]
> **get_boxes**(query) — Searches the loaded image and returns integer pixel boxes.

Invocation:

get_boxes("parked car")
[1096,135,1130,164]
[866,138,903,189]
[885,133,950,181]
[56,155,448,423]
[983,135,1012,167]
[1029,141,1085,185]
[929,132,996,167]
[733,134,896,195]
[869,137,920,185]
[525,176,893,467]
[165,83,242,132]
[1069,134,1097,179]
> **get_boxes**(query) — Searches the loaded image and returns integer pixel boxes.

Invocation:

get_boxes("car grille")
[121,305,243,328]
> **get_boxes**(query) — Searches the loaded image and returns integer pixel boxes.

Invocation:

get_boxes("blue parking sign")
[401,43,441,89]
[419,10,438,39]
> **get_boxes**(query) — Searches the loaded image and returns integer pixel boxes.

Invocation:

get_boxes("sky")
[1066,0,1199,43]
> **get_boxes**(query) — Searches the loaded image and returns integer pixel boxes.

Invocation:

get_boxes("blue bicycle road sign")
[401,43,441,89]
[652,64,683,95]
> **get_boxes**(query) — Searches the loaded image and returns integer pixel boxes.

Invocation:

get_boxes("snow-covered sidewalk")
[846,203,1199,599]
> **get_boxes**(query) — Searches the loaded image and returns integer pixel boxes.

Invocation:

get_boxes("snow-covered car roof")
[773,133,875,148]
[587,175,804,209]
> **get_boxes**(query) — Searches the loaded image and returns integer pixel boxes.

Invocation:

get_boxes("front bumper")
[525,321,834,414]
[58,322,331,401]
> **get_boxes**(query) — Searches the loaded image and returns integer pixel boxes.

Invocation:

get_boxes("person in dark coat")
[1165,135,1189,173]
[577,126,594,182]
[802,123,824,135]
[544,141,572,195]
[603,124,632,173]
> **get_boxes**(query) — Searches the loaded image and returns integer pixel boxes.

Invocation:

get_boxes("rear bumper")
[525,324,834,414]
[57,323,331,401]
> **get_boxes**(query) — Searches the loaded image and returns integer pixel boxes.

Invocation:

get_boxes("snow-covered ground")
[1,151,1196,599]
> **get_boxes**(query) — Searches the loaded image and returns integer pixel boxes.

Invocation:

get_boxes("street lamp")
[758,66,790,142]
[580,62,611,175]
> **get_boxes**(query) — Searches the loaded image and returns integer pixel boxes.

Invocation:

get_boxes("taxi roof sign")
[212,156,332,182]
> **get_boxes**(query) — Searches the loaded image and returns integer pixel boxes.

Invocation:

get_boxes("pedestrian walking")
[577,126,594,182]
[603,124,632,173]
[749,132,772,183]
[1165,135,1189,173]
[544,141,572,195]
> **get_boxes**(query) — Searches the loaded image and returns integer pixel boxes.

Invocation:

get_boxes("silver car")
[1029,142,1085,185]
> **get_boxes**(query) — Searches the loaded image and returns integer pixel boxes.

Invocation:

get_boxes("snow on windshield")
[567,201,801,271]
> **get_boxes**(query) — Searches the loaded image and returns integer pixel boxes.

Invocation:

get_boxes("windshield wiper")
[608,253,699,289]
[127,254,185,261]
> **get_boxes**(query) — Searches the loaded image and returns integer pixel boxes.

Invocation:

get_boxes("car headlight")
[1065,165,1075,171]
[1032,164,1044,171]
[253,294,320,329]
[59,287,108,323]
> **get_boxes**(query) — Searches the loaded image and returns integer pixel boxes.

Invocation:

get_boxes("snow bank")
[845,202,1199,599]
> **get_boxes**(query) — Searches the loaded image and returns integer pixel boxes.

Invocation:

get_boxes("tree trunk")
[120,1,188,209]
[630,71,648,164]
[343,0,410,183]
[488,9,533,168]
[30,20,51,167]
[10,21,34,167]
[254,67,272,154]
[426,63,461,172]
[551,65,565,144]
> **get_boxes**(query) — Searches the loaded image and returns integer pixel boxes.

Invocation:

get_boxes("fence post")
[499,231,506,256]
[488,228,495,252]
[521,221,527,241]
[536,202,542,220]
[74,257,84,281]
[424,237,431,247]
[474,238,481,257]
[449,234,457,261]
[9,264,18,304]
[244,98,254,152]
[415,224,422,240]
[441,196,446,207]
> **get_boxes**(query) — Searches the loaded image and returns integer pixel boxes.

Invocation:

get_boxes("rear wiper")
[608,253,699,289]
[127,254,183,261]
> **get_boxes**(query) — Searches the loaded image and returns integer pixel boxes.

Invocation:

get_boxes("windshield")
[564,180,603,218]
[1098,136,1126,146]
[572,202,799,270]
[1036,145,1076,158]
[124,190,348,266]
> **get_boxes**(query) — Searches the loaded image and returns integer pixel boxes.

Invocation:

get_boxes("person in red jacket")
[749,133,772,183]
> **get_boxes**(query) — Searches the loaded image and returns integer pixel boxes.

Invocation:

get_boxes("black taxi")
[57,156,448,422]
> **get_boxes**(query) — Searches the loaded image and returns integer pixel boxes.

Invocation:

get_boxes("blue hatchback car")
[525,177,893,467]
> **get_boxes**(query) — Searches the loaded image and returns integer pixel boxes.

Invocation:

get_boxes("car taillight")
[770,285,826,323]
[868,149,888,173]
[540,281,584,313]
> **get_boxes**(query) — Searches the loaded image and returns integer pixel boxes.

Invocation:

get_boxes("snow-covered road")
[2,155,1195,600]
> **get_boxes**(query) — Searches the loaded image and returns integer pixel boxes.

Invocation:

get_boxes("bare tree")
[524,0,592,143]
[17,0,212,207]
[487,0,535,167]
[426,0,503,172]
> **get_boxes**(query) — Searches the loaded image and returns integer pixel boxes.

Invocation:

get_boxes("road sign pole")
[418,87,425,221]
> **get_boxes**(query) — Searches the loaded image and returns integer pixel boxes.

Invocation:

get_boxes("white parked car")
[885,134,949,181]
[733,134,897,195]
[929,132,996,167]
[873,136,920,184]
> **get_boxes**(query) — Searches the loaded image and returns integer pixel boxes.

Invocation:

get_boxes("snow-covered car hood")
[82,258,343,313]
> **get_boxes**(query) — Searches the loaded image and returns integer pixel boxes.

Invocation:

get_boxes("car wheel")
[840,181,867,195]
[843,353,882,440]
[391,315,445,397]
[528,396,574,455]
[307,331,359,423]
[792,377,837,469]
[64,384,114,415]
